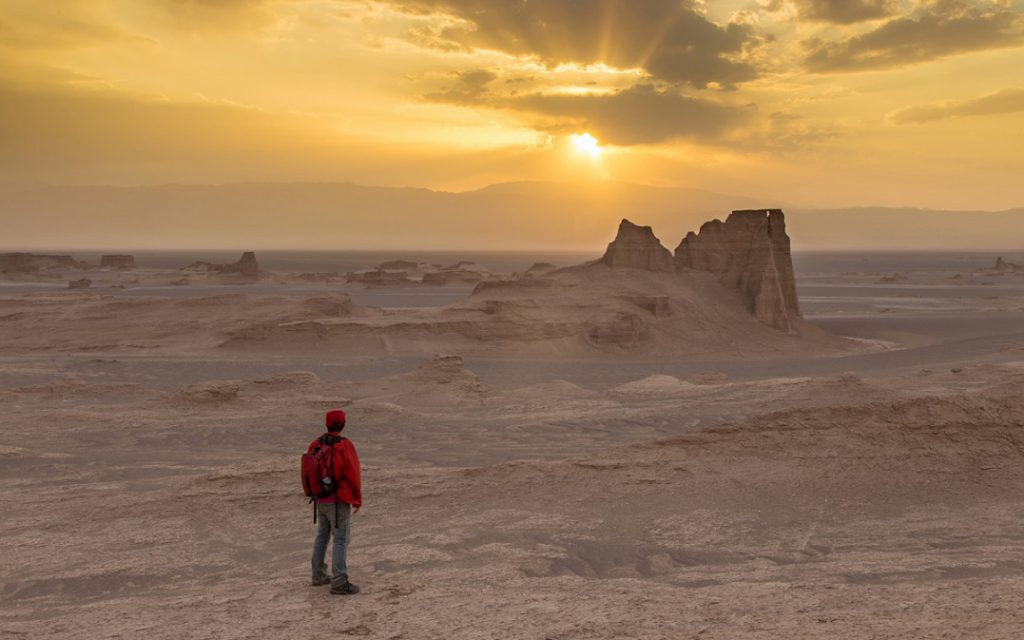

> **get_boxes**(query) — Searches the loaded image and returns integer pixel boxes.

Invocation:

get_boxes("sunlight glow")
[570,132,602,158]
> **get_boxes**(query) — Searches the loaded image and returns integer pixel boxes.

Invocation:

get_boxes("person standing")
[308,409,362,594]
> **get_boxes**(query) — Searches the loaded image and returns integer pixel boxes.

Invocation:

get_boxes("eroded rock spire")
[600,219,674,272]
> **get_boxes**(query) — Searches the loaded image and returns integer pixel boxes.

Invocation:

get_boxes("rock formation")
[345,260,488,287]
[100,255,135,269]
[183,252,260,277]
[1,253,83,274]
[600,220,674,272]
[67,278,92,289]
[592,212,802,332]
[993,256,1022,272]
[420,272,447,286]
[441,261,478,271]
[675,209,800,333]
[227,251,259,277]
[297,272,341,283]
[346,269,413,285]
[378,260,421,272]
[421,269,485,285]
[524,262,558,277]
[405,354,490,395]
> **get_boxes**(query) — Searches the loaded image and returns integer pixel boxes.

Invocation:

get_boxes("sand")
[1,253,1024,639]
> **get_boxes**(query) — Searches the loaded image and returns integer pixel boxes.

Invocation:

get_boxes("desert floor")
[2,253,1024,639]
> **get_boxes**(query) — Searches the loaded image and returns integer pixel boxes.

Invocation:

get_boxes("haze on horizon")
[2,0,1023,250]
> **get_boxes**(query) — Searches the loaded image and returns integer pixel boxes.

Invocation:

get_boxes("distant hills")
[0,181,1020,251]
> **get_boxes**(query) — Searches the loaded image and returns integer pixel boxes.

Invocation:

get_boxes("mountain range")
[1,181,1020,251]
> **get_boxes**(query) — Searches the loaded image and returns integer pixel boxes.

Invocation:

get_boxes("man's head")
[325,409,346,433]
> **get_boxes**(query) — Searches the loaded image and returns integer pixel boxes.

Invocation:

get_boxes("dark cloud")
[804,1,1024,72]
[430,79,753,144]
[390,0,762,88]
[796,0,895,24]
[425,69,497,103]
[891,88,1024,123]
[520,86,753,144]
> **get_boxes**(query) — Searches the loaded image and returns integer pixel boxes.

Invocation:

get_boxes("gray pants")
[311,501,352,586]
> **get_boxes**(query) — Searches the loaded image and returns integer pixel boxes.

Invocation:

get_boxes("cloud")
[385,0,763,88]
[890,87,1024,123]
[429,78,753,145]
[425,68,497,103]
[804,0,1024,72]
[513,85,754,144]
[795,0,895,24]
[747,110,844,150]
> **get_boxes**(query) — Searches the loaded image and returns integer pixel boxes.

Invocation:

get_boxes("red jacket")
[310,434,362,507]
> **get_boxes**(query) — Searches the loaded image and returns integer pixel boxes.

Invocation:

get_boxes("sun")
[570,132,602,158]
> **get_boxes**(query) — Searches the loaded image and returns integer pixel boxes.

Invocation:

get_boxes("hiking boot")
[330,581,360,595]
[311,577,331,586]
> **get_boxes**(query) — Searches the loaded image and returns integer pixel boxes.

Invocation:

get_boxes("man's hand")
[353,506,361,514]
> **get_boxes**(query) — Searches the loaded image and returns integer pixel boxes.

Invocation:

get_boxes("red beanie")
[325,409,346,428]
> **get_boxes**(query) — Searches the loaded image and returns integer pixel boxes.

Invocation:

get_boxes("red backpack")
[301,434,345,500]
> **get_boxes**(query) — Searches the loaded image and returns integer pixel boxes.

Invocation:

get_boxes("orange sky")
[1,0,1023,209]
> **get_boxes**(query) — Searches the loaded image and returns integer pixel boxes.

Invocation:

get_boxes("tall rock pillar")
[675,209,801,333]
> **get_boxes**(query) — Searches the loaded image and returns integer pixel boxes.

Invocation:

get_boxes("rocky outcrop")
[524,262,558,277]
[183,261,216,273]
[1,253,83,274]
[441,261,478,271]
[378,260,422,272]
[421,269,485,286]
[408,354,489,394]
[226,251,259,277]
[420,272,447,286]
[100,255,135,269]
[346,269,413,285]
[600,220,674,272]
[993,257,1022,272]
[675,209,800,333]
[297,272,341,283]
[183,252,260,277]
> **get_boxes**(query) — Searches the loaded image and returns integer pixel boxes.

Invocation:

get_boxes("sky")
[1,0,1023,210]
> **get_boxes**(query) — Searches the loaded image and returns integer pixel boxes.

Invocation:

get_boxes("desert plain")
[2,214,1024,640]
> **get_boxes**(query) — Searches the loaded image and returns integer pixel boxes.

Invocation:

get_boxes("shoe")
[330,581,360,595]
[311,577,331,586]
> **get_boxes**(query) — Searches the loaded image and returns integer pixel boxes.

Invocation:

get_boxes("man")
[309,408,362,595]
